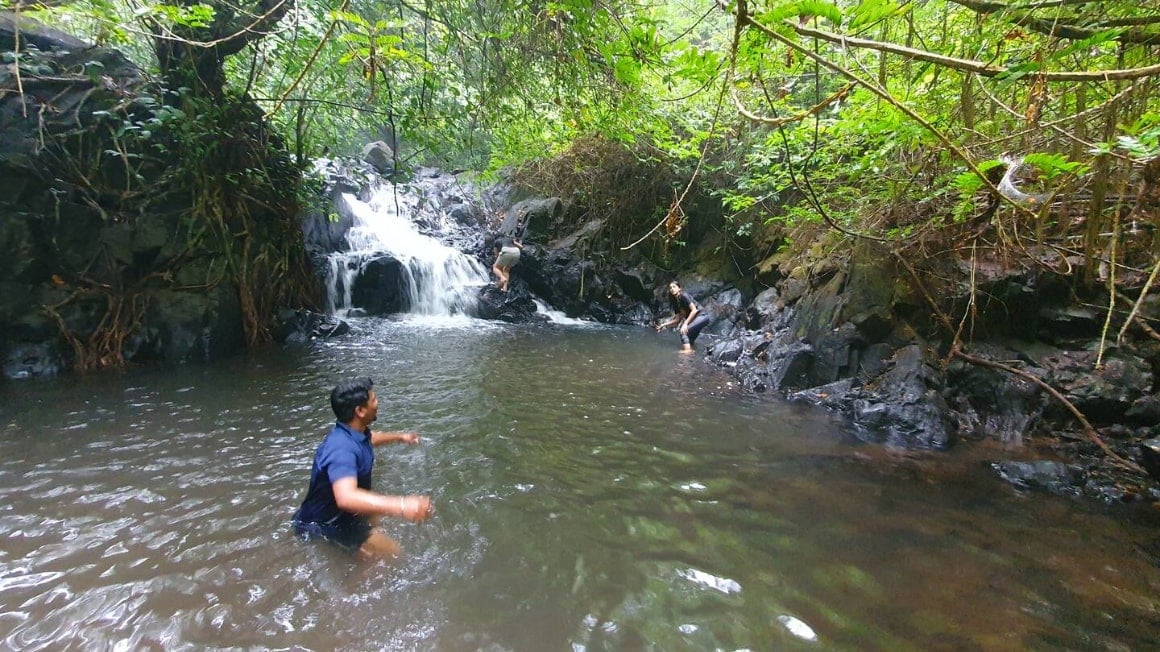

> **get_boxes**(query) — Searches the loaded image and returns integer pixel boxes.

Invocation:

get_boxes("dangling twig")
[13,3,27,118]
[1115,289,1160,342]
[622,0,741,251]
[1116,259,1160,347]
[1095,204,1120,368]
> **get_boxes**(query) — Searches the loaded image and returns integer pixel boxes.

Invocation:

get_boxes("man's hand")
[400,495,434,521]
[398,431,420,445]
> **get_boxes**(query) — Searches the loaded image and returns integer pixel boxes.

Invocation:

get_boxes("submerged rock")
[777,614,818,642]
[992,460,1082,497]
[2,342,63,379]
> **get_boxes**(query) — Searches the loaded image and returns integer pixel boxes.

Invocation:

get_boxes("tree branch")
[148,0,292,57]
[789,21,1160,82]
[734,7,1018,214]
[948,0,1160,45]
[731,82,854,126]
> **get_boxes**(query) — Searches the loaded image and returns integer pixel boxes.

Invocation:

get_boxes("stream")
[1,316,1158,650]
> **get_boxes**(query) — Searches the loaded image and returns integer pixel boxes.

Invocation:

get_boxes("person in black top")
[491,236,523,292]
[656,281,711,353]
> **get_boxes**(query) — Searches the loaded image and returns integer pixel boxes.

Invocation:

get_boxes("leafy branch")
[788,20,1160,82]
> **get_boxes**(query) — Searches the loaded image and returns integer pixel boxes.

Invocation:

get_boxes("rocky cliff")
[0,14,315,377]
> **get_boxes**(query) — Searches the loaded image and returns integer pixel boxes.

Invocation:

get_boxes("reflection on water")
[1,318,1158,650]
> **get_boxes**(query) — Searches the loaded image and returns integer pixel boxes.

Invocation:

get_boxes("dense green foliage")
[16,0,1160,266]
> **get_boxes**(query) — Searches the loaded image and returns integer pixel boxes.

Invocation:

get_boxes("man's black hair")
[331,377,374,423]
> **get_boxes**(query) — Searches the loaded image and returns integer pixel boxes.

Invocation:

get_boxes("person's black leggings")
[680,314,712,345]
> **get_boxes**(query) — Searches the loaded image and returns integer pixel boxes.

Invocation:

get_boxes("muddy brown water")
[1,317,1157,650]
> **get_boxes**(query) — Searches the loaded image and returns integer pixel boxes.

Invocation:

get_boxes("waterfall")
[326,183,490,317]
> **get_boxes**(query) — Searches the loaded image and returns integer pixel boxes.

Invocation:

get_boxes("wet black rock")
[1140,438,1160,482]
[277,310,350,346]
[992,460,1082,497]
[1041,350,1153,423]
[945,344,1046,446]
[2,342,63,379]
[851,348,954,450]
[476,286,543,323]
[350,254,412,315]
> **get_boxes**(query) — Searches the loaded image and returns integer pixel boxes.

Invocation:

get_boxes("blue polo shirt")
[293,421,375,526]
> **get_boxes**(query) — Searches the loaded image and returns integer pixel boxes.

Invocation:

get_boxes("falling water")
[326,183,490,316]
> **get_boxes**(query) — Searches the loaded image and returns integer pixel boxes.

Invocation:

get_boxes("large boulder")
[350,254,412,315]
[123,286,244,364]
[945,342,1046,445]
[361,141,395,175]
[0,13,87,51]
[475,286,543,323]
[851,345,954,449]
[501,197,563,237]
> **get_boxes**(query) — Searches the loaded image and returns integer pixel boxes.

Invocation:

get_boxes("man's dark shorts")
[293,517,372,552]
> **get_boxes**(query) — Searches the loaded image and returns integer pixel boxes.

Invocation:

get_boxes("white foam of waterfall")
[532,299,590,325]
[327,185,489,317]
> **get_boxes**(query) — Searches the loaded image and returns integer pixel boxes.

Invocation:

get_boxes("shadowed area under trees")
[0,4,316,371]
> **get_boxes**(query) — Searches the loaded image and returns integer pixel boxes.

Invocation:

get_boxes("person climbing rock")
[491,236,523,292]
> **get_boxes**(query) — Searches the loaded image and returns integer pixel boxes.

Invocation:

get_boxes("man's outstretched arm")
[370,430,420,446]
[332,476,432,521]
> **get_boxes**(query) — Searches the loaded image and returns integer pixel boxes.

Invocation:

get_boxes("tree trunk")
[150,0,289,99]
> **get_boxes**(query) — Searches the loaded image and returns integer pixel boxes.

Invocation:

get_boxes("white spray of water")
[532,299,590,326]
[327,184,489,317]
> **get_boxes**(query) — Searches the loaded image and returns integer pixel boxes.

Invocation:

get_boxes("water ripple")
[0,320,1156,649]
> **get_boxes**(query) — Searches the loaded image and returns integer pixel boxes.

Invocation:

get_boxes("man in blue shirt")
[293,377,433,558]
